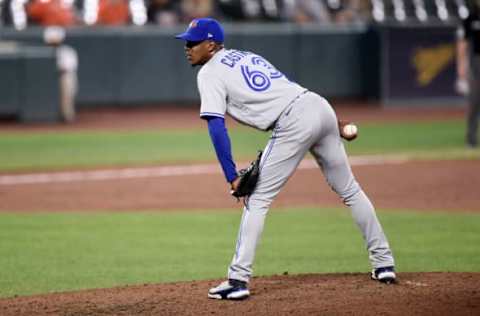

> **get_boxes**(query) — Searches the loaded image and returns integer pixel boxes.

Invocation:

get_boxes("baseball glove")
[231,151,263,198]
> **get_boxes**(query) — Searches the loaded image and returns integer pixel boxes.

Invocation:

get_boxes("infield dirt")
[0,273,479,316]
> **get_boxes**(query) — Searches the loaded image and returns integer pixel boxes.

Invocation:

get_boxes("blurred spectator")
[218,0,283,21]
[8,0,468,29]
[327,0,370,23]
[1,0,13,26]
[181,0,214,21]
[283,0,331,23]
[26,0,76,26]
[180,0,216,22]
[217,0,369,23]
[147,0,180,25]
[43,26,78,122]
[0,0,6,26]
[239,0,263,19]
[216,0,245,20]
[1,0,31,29]
[207,0,369,24]
[259,0,284,21]
[97,0,130,25]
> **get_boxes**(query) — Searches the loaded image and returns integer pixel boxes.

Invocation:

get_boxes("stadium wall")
[0,24,377,107]
[0,42,60,122]
[0,22,462,122]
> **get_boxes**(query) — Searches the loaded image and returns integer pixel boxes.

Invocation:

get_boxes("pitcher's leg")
[344,189,395,268]
[310,134,394,268]
[59,72,76,123]
[228,121,310,282]
[227,199,268,283]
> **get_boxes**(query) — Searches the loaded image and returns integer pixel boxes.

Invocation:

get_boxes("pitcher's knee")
[245,194,272,215]
[335,181,361,205]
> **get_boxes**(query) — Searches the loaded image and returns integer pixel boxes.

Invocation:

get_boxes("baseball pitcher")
[175,18,396,300]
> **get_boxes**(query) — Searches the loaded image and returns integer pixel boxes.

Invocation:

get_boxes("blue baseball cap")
[175,18,224,43]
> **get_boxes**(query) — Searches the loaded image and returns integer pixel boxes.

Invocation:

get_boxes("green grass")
[0,129,269,171]
[0,208,479,298]
[347,121,462,153]
[0,120,478,172]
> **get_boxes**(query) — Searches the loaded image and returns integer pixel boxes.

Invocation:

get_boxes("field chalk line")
[0,155,409,186]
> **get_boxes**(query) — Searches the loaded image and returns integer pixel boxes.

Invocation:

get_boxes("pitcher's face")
[184,40,215,66]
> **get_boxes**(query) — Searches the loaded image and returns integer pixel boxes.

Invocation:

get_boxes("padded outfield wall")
[0,23,376,106]
[0,22,461,121]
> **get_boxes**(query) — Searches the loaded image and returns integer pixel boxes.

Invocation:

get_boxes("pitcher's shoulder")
[197,62,226,86]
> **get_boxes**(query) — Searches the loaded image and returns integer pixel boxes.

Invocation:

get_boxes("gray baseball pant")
[228,92,395,283]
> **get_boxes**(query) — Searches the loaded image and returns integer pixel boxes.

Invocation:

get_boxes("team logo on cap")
[208,33,213,38]
[189,20,198,28]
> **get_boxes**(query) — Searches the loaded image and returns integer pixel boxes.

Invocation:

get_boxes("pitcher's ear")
[209,42,216,53]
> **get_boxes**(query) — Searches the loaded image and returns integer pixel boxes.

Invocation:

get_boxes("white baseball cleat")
[371,266,396,284]
[208,279,250,300]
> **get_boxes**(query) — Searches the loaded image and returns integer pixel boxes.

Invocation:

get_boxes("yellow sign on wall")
[412,44,455,87]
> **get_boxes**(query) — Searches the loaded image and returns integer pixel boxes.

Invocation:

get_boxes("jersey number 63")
[240,56,284,92]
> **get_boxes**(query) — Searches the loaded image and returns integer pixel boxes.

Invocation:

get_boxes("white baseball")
[343,124,358,137]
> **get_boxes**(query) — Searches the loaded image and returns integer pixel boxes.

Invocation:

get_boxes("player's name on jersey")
[221,50,251,68]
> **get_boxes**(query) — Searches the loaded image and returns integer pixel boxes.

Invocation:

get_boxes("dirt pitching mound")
[1,273,478,316]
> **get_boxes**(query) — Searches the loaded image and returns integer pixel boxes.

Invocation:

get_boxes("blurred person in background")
[1,0,11,26]
[97,0,130,25]
[147,0,180,25]
[283,0,331,23]
[326,0,370,23]
[282,0,370,24]
[43,26,78,122]
[216,0,246,20]
[180,0,217,22]
[457,0,480,148]
[26,0,77,26]
[217,0,284,21]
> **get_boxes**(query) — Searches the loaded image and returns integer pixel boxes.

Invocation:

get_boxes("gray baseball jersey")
[197,48,306,130]
[197,48,395,283]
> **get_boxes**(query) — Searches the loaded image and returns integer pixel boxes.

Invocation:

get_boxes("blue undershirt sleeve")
[205,116,238,183]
